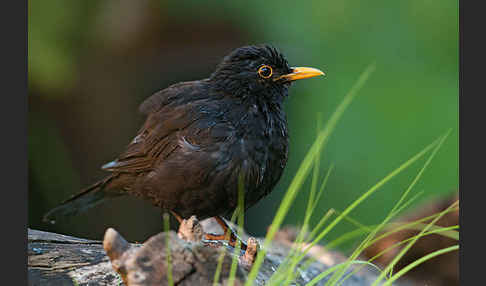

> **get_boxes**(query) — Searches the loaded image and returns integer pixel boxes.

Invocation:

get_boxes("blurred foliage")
[28,0,458,250]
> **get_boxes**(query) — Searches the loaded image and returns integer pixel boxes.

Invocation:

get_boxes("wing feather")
[101,80,211,173]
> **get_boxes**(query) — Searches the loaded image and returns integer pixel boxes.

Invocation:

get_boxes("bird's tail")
[43,176,119,224]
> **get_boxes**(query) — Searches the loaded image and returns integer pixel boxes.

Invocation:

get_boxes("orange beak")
[277,67,325,81]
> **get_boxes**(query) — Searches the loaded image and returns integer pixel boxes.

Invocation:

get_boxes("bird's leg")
[204,216,248,251]
[169,210,183,224]
[205,216,260,267]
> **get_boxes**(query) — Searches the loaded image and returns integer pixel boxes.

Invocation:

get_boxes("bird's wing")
[101,81,212,173]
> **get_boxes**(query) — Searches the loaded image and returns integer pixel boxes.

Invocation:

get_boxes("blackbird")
[44,44,324,248]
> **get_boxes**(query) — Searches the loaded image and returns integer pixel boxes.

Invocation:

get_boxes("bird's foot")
[202,216,260,267]
[240,237,259,268]
[176,215,204,242]
[203,232,260,268]
[171,213,260,267]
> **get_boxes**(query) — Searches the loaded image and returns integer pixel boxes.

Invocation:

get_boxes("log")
[28,218,411,286]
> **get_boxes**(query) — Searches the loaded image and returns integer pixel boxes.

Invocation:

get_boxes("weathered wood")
[28,219,410,286]
[28,228,125,285]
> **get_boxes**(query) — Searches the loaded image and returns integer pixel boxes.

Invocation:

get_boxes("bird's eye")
[258,65,273,79]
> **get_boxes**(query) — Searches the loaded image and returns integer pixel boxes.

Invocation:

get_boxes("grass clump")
[241,63,457,285]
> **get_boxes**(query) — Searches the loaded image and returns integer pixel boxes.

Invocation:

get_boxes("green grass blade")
[307,113,324,223]
[332,210,372,232]
[387,190,424,218]
[227,174,246,286]
[335,261,384,286]
[327,228,370,250]
[163,213,174,286]
[310,164,335,222]
[307,208,336,243]
[212,204,240,285]
[212,248,226,286]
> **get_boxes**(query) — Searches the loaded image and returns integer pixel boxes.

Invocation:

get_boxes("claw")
[177,215,203,242]
[240,237,259,268]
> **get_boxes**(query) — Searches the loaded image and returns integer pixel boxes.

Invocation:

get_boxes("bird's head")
[210,44,324,101]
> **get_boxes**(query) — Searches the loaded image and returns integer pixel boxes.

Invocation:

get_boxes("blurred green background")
[28,0,458,251]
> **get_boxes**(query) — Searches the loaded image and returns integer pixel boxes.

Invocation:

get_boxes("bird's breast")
[225,101,288,179]
[225,103,288,209]
[231,102,287,153]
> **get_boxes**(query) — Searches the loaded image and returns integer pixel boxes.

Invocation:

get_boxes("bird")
[44,44,324,249]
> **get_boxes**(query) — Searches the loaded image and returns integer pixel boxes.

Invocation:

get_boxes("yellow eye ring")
[258,65,273,79]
